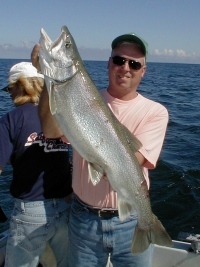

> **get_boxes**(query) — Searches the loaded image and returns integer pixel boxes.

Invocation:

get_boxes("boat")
[152,240,200,267]
[0,230,199,267]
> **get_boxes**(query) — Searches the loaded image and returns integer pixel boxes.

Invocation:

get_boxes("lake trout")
[39,25,172,254]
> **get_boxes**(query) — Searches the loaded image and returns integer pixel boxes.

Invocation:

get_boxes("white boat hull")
[152,241,199,267]
[107,241,200,267]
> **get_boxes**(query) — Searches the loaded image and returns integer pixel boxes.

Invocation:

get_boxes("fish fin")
[123,127,142,152]
[131,214,173,254]
[118,197,134,222]
[46,79,57,115]
[88,163,104,186]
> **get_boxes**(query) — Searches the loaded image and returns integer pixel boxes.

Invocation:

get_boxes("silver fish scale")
[54,71,152,224]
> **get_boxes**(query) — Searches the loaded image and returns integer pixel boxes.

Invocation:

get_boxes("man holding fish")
[32,26,171,267]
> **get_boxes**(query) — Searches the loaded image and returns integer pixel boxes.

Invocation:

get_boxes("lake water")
[0,59,200,240]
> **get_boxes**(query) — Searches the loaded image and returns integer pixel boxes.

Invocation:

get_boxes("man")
[32,32,168,267]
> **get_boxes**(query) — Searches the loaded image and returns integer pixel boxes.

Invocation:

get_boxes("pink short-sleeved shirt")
[69,90,169,209]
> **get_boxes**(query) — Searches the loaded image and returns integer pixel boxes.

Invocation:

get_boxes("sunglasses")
[111,56,144,70]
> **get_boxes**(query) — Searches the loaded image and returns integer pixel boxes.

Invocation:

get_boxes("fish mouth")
[39,27,78,81]
[40,28,73,68]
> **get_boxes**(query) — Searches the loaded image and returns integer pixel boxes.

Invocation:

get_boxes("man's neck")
[107,87,138,101]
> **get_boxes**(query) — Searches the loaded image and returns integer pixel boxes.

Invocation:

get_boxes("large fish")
[39,26,172,254]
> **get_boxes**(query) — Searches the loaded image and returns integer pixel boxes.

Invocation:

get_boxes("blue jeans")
[68,197,154,267]
[5,198,71,267]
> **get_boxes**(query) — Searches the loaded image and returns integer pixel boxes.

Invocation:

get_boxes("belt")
[88,207,118,219]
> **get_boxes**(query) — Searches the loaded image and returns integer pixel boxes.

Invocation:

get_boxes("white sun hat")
[1,62,44,91]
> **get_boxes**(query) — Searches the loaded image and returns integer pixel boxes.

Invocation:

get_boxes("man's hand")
[31,43,41,72]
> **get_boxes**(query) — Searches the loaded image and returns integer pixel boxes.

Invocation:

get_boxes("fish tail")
[131,215,173,254]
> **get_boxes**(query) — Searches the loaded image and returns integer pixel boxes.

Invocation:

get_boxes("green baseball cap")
[111,33,148,59]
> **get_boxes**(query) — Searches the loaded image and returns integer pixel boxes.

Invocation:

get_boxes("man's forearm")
[31,43,63,138]
[38,85,63,138]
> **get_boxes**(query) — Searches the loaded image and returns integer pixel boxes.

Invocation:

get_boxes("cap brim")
[1,85,9,92]
[112,34,148,57]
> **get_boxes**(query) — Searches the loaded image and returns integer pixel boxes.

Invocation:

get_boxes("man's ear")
[141,66,147,78]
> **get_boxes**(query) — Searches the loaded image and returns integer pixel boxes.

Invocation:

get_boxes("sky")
[0,0,200,64]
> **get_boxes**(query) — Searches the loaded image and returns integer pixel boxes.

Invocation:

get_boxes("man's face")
[107,43,146,99]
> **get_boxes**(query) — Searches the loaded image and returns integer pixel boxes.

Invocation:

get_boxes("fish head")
[39,25,80,83]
